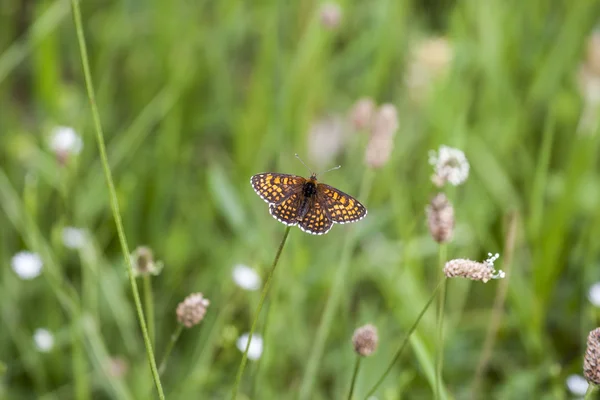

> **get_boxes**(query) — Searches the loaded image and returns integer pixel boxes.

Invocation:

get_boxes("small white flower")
[33,328,54,352]
[49,126,83,155]
[11,251,43,280]
[232,264,261,291]
[429,145,470,186]
[566,374,589,396]
[589,282,600,306]
[62,227,87,249]
[236,333,263,361]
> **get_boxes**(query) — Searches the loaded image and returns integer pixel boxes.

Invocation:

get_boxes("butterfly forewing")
[318,184,367,224]
[251,173,305,205]
[298,200,333,235]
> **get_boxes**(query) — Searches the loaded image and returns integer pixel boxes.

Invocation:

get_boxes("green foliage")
[1,0,600,398]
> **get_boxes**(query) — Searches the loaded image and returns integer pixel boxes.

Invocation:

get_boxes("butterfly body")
[251,172,367,235]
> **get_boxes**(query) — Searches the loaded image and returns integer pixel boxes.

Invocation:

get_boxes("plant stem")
[299,170,373,400]
[347,356,362,400]
[159,324,184,375]
[231,226,292,400]
[69,1,164,398]
[471,212,518,398]
[364,279,445,398]
[143,275,155,347]
[585,383,598,400]
[435,244,448,400]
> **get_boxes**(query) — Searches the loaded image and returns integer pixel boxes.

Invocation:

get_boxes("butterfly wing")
[318,184,367,224]
[269,192,301,226]
[297,199,333,235]
[251,173,305,205]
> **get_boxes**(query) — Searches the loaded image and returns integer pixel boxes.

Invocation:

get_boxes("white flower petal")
[232,264,261,291]
[62,227,87,249]
[33,328,54,352]
[566,374,589,396]
[11,251,43,280]
[49,126,83,155]
[236,333,263,360]
[429,145,469,186]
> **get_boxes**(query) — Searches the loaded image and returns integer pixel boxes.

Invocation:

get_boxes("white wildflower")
[589,282,600,307]
[232,264,261,291]
[429,145,470,186]
[236,333,263,361]
[11,251,43,280]
[62,227,87,249]
[319,2,342,29]
[566,374,589,397]
[33,328,54,352]
[49,126,83,156]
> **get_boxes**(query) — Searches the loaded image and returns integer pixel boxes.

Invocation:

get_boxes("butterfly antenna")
[295,153,314,175]
[318,164,341,177]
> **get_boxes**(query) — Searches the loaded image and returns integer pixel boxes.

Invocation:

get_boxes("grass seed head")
[444,253,504,283]
[585,327,600,384]
[176,293,210,328]
[352,324,379,357]
[426,193,454,243]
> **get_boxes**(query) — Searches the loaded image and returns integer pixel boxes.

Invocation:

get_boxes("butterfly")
[251,170,367,235]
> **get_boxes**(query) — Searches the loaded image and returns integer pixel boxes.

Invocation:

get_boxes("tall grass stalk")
[471,212,518,397]
[364,278,445,398]
[159,324,184,375]
[143,275,155,347]
[231,226,292,400]
[346,356,362,400]
[585,384,598,400]
[435,244,448,399]
[69,0,164,398]
[299,169,374,400]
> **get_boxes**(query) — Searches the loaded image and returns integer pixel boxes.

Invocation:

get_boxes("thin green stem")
[159,324,184,375]
[250,295,275,398]
[364,279,445,399]
[231,226,292,400]
[435,244,448,400]
[585,383,598,400]
[69,1,164,398]
[143,275,155,348]
[299,170,373,400]
[347,356,362,400]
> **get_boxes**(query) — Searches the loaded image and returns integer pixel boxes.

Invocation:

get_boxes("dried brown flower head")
[426,193,454,243]
[176,293,210,328]
[585,327,600,384]
[364,104,398,168]
[352,324,379,357]
[130,246,163,277]
[443,253,504,283]
[349,97,376,131]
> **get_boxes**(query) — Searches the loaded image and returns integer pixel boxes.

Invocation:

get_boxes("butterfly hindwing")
[269,192,301,226]
[298,199,333,235]
[251,173,305,205]
[318,184,367,224]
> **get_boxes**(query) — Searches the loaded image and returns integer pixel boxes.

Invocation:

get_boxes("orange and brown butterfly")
[250,157,367,235]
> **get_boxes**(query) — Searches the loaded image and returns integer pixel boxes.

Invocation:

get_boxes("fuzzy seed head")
[584,328,600,384]
[308,115,347,168]
[176,293,210,328]
[426,193,454,243]
[320,2,342,29]
[352,324,379,357]
[429,145,470,186]
[365,104,398,169]
[130,246,163,277]
[444,253,504,283]
[586,31,600,76]
[349,97,376,131]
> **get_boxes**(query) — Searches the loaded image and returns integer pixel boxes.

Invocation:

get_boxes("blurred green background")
[2,0,600,399]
